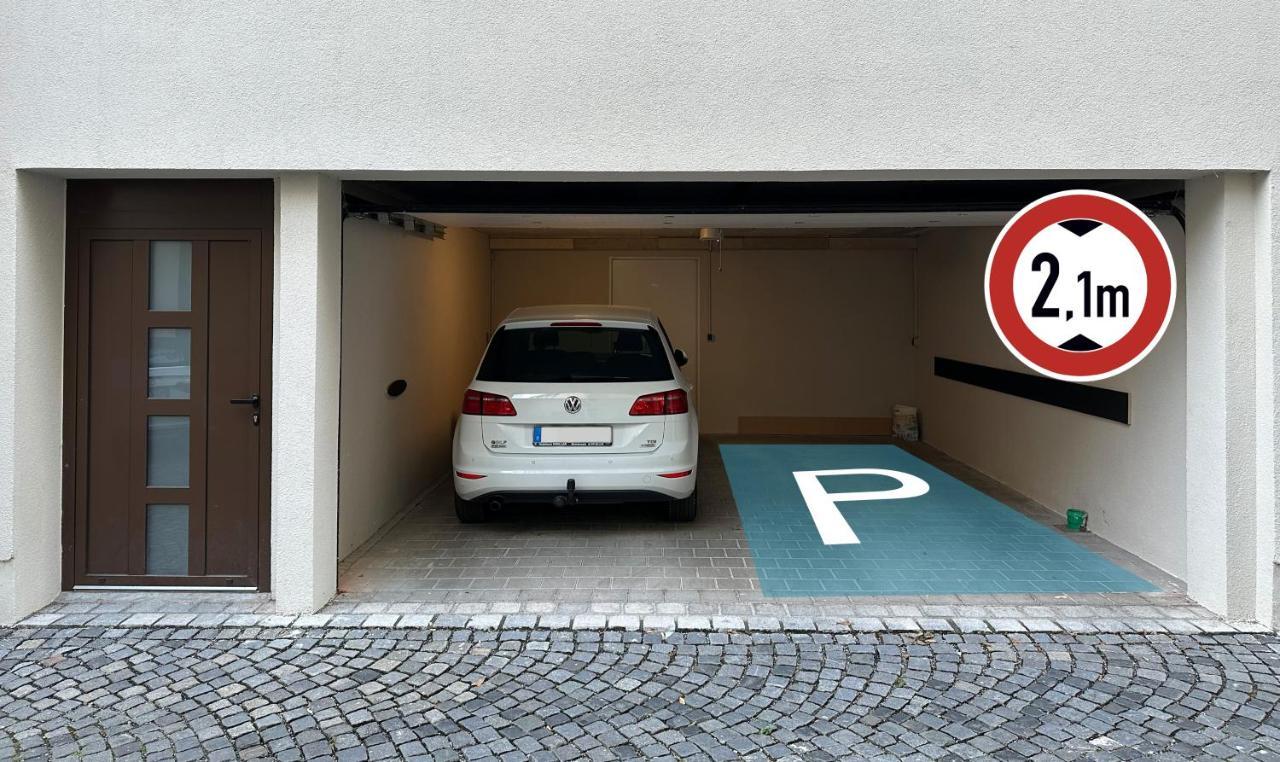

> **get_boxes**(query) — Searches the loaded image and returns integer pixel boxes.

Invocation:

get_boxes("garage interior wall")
[337,219,490,559]
[340,220,1190,582]
[489,236,918,434]
[913,221,1188,578]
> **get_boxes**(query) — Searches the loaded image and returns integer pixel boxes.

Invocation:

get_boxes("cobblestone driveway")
[2,626,1279,760]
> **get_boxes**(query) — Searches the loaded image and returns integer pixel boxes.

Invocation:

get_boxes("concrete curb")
[8,611,1272,635]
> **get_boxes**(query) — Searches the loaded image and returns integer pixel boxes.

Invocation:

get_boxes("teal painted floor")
[719,444,1157,597]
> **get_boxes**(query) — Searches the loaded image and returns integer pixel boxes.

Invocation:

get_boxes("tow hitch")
[553,478,577,508]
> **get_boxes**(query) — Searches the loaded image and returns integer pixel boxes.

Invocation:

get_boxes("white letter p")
[792,468,930,545]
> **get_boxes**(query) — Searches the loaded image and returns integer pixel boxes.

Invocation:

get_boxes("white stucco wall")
[338,220,491,559]
[1185,174,1275,620]
[915,222,1188,578]
[272,174,343,613]
[0,173,66,625]
[4,2,1277,176]
[0,3,1277,619]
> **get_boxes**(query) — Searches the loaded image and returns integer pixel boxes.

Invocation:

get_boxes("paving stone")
[987,618,1027,632]
[1021,618,1061,632]
[571,615,606,630]
[501,615,537,630]
[537,615,572,630]
[915,618,953,631]
[0,626,1274,760]
[882,617,921,631]
[641,616,675,632]
[712,616,746,631]
[675,616,711,631]
[952,618,990,633]
[466,615,502,630]
[294,614,333,628]
[848,617,886,632]
[606,615,640,631]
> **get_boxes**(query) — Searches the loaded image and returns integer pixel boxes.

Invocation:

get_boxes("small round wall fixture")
[386,379,408,398]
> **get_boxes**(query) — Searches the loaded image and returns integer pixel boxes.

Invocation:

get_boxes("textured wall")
[0,173,65,625]
[5,2,1277,174]
[915,222,1188,578]
[338,219,490,559]
[2,1,1278,620]
[490,241,917,433]
[271,174,343,613]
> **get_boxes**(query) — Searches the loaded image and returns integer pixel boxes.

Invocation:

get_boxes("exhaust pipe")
[487,498,504,512]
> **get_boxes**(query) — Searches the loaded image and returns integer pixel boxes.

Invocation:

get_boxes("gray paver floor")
[331,436,1201,627]
[2,624,1278,761]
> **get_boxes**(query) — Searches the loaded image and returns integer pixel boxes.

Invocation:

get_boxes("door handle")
[230,393,261,426]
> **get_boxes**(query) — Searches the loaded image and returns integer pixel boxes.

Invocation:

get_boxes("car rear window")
[476,326,674,383]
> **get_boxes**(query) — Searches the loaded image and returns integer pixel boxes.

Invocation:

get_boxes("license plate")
[533,425,612,447]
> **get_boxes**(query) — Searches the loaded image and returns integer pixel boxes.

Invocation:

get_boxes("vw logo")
[564,396,582,414]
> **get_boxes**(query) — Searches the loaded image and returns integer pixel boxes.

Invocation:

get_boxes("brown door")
[72,229,265,587]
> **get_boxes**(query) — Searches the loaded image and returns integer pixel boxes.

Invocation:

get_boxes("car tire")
[455,493,487,524]
[667,490,697,522]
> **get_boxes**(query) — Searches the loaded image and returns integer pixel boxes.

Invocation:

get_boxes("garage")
[328,180,1186,616]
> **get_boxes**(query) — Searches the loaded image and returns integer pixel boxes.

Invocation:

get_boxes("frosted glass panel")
[149,241,192,311]
[148,328,191,399]
[146,504,188,575]
[147,416,189,487]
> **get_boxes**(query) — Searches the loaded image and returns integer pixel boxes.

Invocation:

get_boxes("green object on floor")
[1066,508,1088,532]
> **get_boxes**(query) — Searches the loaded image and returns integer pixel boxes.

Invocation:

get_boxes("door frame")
[61,180,274,590]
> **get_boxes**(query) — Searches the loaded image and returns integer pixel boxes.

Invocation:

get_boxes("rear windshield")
[476,326,674,383]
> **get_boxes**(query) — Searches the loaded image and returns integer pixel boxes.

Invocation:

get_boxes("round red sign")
[984,190,1175,382]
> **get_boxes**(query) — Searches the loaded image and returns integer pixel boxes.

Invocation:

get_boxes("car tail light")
[629,389,689,416]
[658,469,693,479]
[550,321,602,326]
[455,471,486,480]
[461,389,517,416]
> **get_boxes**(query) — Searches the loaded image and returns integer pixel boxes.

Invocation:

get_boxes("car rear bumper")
[452,457,697,501]
[452,417,697,501]
[464,489,677,506]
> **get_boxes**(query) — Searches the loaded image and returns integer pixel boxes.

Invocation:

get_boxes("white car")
[452,305,699,523]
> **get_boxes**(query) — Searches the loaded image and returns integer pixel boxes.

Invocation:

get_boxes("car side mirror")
[673,349,689,368]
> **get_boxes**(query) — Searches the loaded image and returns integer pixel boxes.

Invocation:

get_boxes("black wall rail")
[934,357,1129,424]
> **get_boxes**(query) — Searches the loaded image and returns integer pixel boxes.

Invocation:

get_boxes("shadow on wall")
[336,218,491,559]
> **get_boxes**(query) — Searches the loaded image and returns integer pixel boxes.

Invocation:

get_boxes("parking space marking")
[720,444,1157,597]
[793,467,929,544]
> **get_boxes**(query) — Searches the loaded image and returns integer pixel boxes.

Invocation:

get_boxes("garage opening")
[332,180,1187,612]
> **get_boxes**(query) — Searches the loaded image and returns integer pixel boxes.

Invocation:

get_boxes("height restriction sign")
[984,190,1176,382]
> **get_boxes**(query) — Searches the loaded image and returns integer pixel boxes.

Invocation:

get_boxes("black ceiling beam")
[342,179,1183,216]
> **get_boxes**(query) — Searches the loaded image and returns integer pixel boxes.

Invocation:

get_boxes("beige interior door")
[610,257,699,403]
